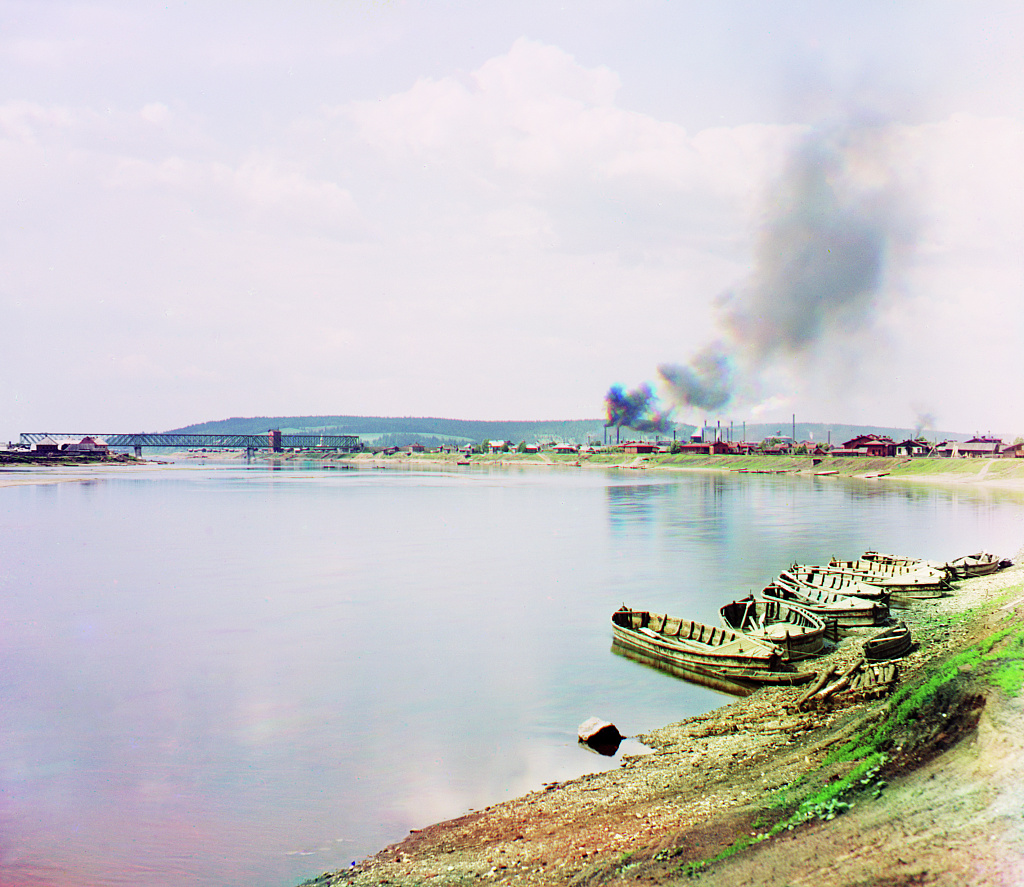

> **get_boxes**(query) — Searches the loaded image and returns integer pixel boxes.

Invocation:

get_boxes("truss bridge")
[18,431,362,457]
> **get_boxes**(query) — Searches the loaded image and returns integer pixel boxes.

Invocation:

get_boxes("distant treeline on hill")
[171,415,622,445]
[169,415,980,446]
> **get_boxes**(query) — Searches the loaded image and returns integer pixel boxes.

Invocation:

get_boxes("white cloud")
[1,23,1023,435]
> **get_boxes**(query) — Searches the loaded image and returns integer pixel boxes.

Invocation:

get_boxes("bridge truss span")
[18,432,363,454]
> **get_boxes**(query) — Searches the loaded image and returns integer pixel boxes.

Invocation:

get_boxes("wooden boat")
[780,568,890,602]
[946,552,1012,579]
[863,620,913,660]
[719,595,828,660]
[610,606,816,691]
[829,557,949,583]
[861,551,944,570]
[762,580,887,627]
[798,561,949,594]
[862,550,1010,581]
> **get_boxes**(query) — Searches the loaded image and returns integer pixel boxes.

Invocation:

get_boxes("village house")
[620,442,659,454]
[32,436,110,455]
[897,439,933,457]
[958,437,1003,457]
[675,440,732,455]
[759,437,798,455]
[831,434,898,457]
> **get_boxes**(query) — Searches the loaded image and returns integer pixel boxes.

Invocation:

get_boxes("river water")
[0,462,1021,887]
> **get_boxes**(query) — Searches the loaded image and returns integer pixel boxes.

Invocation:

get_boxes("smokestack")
[792,414,796,442]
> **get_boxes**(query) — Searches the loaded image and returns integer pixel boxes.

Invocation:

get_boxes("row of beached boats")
[611,550,1011,697]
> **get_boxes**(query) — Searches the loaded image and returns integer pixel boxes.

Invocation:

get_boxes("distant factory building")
[620,442,659,454]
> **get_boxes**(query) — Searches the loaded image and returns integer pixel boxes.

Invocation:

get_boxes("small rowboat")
[862,550,1010,581]
[762,581,887,627]
[863,620,913,660]
[719,595,828,660]
[946,552,1012,579]
[610,606,816,692]
[861,551,944,571]
[796,562,948,595]
[827,557,950,589]
[780,568,890,602]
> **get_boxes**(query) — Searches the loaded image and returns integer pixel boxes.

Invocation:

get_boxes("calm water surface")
[1,463,1021,886]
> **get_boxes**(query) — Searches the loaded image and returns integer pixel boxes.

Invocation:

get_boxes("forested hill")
[168,415,978,446]
[169,415,620,446]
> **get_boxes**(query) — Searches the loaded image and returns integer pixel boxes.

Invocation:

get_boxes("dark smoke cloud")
[604,383,673,432]
[658,344,733,412]
[721,125,907,365]
[615,118,913,421]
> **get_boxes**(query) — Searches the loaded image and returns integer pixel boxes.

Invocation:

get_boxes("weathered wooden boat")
[946,551,1012,579]
[762,580,887,627]
[780,567,890,602]
[862,550,1010,581]
[863,620,913,660]
[829,556,950,584]
[719,595,828,660]
[861,551,944,570]
[796,561,948,594]
[610,606,816,692]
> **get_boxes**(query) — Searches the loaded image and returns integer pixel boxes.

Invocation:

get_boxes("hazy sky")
[3,0,1023,439]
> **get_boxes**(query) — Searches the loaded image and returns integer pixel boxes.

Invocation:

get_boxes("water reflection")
[0,467,1020,887]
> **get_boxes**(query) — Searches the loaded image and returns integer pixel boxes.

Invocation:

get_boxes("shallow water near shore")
[0,462,1021,887]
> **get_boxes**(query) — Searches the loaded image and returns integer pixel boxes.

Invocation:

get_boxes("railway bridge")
[18,430,362,458]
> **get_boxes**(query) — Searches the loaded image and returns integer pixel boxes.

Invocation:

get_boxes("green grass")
[676,590,1024,876]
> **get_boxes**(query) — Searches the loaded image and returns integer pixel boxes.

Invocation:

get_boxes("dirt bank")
[303,555,1024,887]
[343,451,1024,493]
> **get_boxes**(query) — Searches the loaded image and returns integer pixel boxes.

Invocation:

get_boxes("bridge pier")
[134,444,143,458]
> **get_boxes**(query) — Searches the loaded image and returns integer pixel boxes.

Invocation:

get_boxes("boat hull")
[783,567,892,600]
[720,596,827,660]
[829,558,950,586]
[864,621,914,660]
[610,607,816,691]
[762,581,886,627]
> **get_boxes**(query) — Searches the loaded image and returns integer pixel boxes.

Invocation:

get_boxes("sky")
[2,0,1023,440]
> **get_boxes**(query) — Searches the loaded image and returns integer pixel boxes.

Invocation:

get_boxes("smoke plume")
[604,383,673,432]
[611,117,913,425]
[658,344,733,412]
[913,411,937,439]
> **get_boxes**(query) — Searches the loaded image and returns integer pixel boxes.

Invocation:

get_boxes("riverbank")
[5,450,1023,493]
[302,553,1024,887]
[338,450,1024,492]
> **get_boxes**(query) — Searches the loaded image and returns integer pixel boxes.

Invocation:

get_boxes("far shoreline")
[4,451,1024,492]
